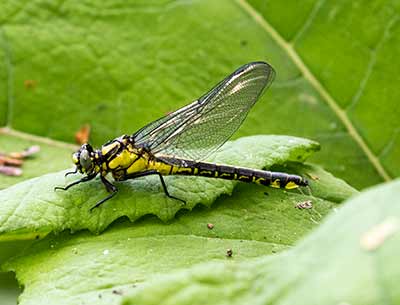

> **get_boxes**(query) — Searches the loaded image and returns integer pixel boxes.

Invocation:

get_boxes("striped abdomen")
[161,158,308,189]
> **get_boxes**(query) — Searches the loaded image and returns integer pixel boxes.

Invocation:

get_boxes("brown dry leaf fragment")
[75,124,91,145]
[0,156,23,167]
[24,79,37,89]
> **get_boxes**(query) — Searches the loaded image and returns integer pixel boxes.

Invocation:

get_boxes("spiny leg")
[297,187,306,195]
[89,176,118,211]
[125,170,186,205]
[54,174,96,191]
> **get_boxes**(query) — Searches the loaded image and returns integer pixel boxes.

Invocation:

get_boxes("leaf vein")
[237,0,391,182]
[290,0,326,44]
[347,16,400,111]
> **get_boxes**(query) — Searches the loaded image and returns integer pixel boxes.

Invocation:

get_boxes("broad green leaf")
[122,179,400,305]
[0,0,396,190]
[0,1,396,304]
[2,161,356,305]
[0,136,325,240]
[246,0,400,181]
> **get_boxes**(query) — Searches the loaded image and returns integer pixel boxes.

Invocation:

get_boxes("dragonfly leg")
[125,170,186,205]
[64,168,78,177]
[90,176,118,211]
[54,174,96,191]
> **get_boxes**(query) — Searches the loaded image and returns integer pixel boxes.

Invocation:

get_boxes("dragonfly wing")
[133,62,275,162]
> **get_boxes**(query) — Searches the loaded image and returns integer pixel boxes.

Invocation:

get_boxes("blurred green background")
[1,0,399,303]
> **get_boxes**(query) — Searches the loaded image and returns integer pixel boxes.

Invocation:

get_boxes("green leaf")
[0,135,325,240]
[0,1,396,304]
[0,272,20,305]
[0,0,397,190]
[121,179,400,305]
[2,157,356,305]
[244,0,399,183]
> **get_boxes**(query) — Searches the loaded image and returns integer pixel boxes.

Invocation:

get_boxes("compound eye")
[72,152,79,165]
[79,149,93,171]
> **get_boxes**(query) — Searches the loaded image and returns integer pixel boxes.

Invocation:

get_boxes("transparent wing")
[133,61,275,163]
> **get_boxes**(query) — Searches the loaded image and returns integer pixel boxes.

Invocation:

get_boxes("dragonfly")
[56,62,308,210]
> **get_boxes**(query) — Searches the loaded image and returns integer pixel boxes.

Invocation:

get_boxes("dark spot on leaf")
[112,289,123,296]
[240,40,248,46]
[226,249,233,257]
[264,192,269,196]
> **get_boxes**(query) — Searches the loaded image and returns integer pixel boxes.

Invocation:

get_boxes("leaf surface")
[122,179,400,305]
[2,145,357,305]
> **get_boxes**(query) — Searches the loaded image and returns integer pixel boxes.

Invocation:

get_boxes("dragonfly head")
[72,143,98,175]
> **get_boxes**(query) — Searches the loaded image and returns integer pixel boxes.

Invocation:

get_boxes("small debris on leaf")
[112,289,123,295]
[75,124,91,145]
[207,223,214,230]
[360,217,399,251]
[9,145,40,159]
[295,200,313,209]
[306,173,320,181]
[0,145,40,176]
[226,249,233,257]
[0,166,22,176]
[0,156,23,166]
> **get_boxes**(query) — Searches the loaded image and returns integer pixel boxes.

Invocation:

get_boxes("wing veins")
[133,62,275,162]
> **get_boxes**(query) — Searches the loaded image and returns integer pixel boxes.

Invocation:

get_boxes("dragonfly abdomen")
[166,158,307,190]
